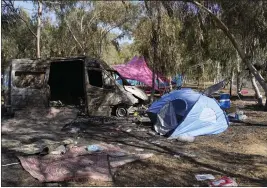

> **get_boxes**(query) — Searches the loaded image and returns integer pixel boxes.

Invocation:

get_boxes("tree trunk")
[36,0,42,58]
[250,72,263,106]
[229,68,234,97]
[191,0,267,107]
[236,60,241,95]
[169,76,173,91]
[202,64,205,89]
[216,61,220,83]
[147,1,161,103]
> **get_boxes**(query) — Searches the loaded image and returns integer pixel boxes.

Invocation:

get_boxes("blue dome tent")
[147,88,229,138]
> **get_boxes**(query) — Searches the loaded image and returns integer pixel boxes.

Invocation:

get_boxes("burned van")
[2,56,148,117]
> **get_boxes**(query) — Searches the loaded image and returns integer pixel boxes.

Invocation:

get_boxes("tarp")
[147,88,229,138]
[203,79,227,96]
[113,56,166,89]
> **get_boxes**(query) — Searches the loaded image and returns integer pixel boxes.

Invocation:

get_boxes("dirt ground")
[1,92,267,187]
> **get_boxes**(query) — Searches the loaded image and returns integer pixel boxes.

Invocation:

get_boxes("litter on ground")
[195,174,215,181]
[209,176,238,187]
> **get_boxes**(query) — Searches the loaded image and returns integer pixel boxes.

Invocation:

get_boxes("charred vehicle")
[2,56,148,117]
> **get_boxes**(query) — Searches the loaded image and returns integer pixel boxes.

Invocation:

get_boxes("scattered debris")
[110,153,154,168]
[150,141,161,145]
[2,162,20,167]
[228,110,248,122]
[195,174,215,181]
[173,155,181,159]
[49,100,63,107]
[135,148,144,152]
[50,145,66,155]
[209,176,238,187]
[176,151,197,158]
[176,135,195,143]
[126,129,132,133]
[148,131,157,136]
[87,145,103,152]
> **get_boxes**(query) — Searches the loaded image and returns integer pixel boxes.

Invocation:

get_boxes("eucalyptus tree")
[162,0,267,109]
[133,1,184,100]
[45,1,140,58]
[1,7,36,66]
[218,0,267,105]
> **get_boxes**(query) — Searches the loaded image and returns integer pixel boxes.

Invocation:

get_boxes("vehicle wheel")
[115,106,128,117]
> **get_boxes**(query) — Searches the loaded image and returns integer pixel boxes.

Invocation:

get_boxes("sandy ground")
[1,93,267,187]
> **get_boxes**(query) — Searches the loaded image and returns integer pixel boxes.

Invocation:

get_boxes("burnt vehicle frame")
[2,56,148,117]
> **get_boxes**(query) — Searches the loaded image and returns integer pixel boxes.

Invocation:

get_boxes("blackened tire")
[115,106,128,117]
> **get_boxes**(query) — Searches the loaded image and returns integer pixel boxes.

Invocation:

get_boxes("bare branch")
[65,19,84,51]
[80,14,85,32]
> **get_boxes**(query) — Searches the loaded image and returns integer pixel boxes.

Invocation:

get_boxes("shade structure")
[113,56,166,89]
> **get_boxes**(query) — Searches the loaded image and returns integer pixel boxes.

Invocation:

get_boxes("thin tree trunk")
[250,72,263,106]
[169,76,173,91]
[36,0,42,58]
[216,61,220,83]
[229,68,234,97]
[236,59,241,95]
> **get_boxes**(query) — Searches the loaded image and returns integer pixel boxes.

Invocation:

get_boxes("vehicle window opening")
[88,69,103,88]
[13,71,45,89]
[48,60,84,105]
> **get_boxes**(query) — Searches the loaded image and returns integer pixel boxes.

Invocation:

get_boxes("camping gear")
[172,74,183,89]
[219,93,231,110]
[203,79,227,96]
[147,88,229,138]
[113,56,166,90]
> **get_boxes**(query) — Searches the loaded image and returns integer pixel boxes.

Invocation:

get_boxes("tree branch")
[188,0,267,92]
[80,14,85,32]
[3,0,37,38]
[65,19,84,52]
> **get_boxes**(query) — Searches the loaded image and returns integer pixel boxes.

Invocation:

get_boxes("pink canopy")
[113,56,166,89]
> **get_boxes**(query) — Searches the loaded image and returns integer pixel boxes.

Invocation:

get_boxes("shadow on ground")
[1,104,267,186]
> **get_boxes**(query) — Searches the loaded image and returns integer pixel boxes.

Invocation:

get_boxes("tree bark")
[216,61,221,83]
[190,0,267,107]
[169,76,173,91]
[36,0,42,58]
[145,1,161,103]
[250,72,263,106]
[229,67,234,97]
[236,59,241,95]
